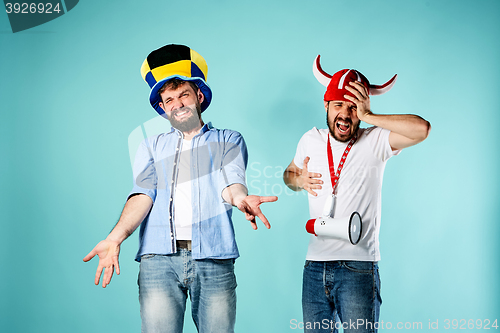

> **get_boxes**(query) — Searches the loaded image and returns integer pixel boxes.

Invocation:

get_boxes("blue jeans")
[138,249,237,333]
[302,261,381,333]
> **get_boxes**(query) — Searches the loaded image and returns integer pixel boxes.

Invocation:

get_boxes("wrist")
[106,233,125,245]
[359,110,374,124]
[232,193,247,208]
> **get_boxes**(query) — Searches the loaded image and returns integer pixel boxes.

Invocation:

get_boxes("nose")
[339,104,351,116]
[170,98,184,111]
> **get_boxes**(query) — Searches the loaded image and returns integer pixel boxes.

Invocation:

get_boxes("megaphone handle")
[322,194,336,218]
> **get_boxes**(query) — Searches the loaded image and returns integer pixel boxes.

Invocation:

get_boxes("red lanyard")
[327,134,357,195]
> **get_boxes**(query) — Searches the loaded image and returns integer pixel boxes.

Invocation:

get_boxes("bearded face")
[168,103,202,133]
[326,101,360,142]
[158,82,204,134]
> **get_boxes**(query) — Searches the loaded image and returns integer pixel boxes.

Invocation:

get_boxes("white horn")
[369,74,398,95]
[313,55,332,87]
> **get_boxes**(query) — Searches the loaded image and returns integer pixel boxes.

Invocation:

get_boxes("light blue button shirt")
[129,122,247,261]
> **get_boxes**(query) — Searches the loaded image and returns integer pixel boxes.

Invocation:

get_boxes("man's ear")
[197,89,205,104]
[159,102,166,112]
[324,100,329,112]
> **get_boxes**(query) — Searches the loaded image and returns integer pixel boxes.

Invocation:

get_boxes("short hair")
[158,78,200,98]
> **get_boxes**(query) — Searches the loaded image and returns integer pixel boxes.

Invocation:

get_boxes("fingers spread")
[259,196,278,203]
[257,213,271,229]
[308,176,323,184]
[113,257,120,275]
[303,157,310,170]
[103,266,114,288]
[83,250,96,262]
[250,220,257,230]
[306,188,318,196]
[95,266,103,285]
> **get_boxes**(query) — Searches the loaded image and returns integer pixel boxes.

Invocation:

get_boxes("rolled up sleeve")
[128,139,157,202]
[218,131,248,198]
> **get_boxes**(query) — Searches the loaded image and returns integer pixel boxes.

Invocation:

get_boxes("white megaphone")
[306,212,363,245]
[305,194,363,245]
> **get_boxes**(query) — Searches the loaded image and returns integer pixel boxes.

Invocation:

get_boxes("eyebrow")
[177,89,190,97]
[163,89,191,103]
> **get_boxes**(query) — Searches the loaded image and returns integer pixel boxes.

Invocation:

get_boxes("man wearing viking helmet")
[284,56,431,332]
[84,44,277,333]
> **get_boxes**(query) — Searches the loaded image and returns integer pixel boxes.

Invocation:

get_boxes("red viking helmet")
[313,55,398,102]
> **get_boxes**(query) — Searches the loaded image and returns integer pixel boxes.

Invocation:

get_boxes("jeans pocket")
[141,254,156,260]
[342,261,374,273]
[211,258,233,265]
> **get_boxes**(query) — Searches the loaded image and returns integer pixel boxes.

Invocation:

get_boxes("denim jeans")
[138,249,237,333]
[302,261,381,333]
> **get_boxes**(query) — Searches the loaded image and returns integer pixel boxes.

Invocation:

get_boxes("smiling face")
[158,81,204,134]
[325,100,360,142]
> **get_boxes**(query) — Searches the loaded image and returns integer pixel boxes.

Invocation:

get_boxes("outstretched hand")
[237,195,278,230]
[300,156,323,197]
[83,239,121,288]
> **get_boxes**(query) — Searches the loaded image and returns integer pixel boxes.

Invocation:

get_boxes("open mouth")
[173,108,191,120]
[336,119,351,135]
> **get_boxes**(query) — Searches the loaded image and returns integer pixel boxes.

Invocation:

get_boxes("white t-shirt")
[174,139,193,240]
[293,126,400,261]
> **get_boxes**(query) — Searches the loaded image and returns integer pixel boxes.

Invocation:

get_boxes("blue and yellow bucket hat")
[140,44,212,115]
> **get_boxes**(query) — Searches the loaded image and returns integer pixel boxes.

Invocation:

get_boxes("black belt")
[176,240,192,251]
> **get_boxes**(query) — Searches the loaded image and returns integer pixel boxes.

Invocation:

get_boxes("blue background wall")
[1,0,498,332]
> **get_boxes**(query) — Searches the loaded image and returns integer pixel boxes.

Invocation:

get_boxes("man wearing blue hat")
[84,44,277,333]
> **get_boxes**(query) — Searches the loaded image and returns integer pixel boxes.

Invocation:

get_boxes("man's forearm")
[106,194,153,244]
[361,113,431,142]
[283,169,303,192]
